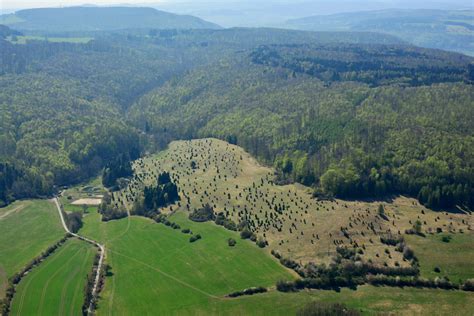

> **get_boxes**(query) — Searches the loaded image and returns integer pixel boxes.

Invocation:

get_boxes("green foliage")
[228,238,237,247]
[189,203,215,222]
[134,44,473,210]
[189,234,202,243]
[102,153,134,189]
[1,27,472,212]
[141,172,179,214]
[98,192,127,221]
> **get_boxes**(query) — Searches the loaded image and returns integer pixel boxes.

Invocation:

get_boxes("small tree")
[228,238,237,247]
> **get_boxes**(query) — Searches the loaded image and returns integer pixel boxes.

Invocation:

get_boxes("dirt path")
[0,203,27,220]
[52,198,105,315]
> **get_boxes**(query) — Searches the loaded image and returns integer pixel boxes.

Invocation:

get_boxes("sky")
[1,0,472,26]
[2,0,473,10]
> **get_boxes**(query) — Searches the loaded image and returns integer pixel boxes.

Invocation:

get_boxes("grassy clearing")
[406,232,474,283]
[6,35,93,44]
[0,200,65,297]
[79,211,294,314]
[10,238,96,316]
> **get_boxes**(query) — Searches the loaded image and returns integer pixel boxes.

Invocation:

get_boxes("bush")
[276,280,296,292]
[181,228,191,234]
[403,247,415,260]
[434,266,441,273]
[227,286,267,297]
[462,279,474,291]
[441,235,451,243]
[228,238,237,247]
[189,234,202,243]
[240,229,253,239]
[256,237,267,248]
[189,204,215,222]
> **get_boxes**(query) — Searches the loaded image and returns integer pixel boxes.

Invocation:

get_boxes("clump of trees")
[227,286,267,297]
[132,172,180,217]
[102,154,134,189]
[65,211,84,233]
[215,212,237,231]
[82,250,103,316]
[189,203,215,222]
[98,192,127,221]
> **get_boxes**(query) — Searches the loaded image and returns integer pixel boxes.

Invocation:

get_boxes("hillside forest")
[0,25,473,211]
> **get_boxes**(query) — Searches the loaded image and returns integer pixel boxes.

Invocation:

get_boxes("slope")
[0,6,220,32]
[286,9,474,56]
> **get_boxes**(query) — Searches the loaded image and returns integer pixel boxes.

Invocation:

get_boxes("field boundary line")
[53,197,105,315]
[108,249,222,300]
[60,247,90,315]
[69,247,94,316]
[14,241,73,316]
[37,247,83,316]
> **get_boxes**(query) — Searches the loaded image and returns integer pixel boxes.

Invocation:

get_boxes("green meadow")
[10,238,96,316]
[77,209,474,315]
[0,200,65,298]
[406,232,474,283]
[79,211,294,314]
[179,286,474,315]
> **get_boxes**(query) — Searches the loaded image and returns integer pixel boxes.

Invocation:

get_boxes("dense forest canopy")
[0,23,472,210]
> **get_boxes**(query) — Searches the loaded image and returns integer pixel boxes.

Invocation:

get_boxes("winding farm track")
[0,203,27,220]
[52,198,105,315]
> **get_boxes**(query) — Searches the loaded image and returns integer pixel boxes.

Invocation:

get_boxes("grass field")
[6,35,93,44]
[0,200,65,298]
[79,211,294,314]
[406,232,474,283]
[174,286,474,316]
[77,210,474,315]
[10,238,96,316]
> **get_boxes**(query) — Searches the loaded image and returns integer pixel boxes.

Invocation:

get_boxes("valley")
[0,4,473,315]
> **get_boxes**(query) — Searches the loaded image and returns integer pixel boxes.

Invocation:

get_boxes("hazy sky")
[2,0,473,10]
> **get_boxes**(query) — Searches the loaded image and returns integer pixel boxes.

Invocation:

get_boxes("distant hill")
[0,24,22,39]
[285,9,474,56]
[0,6,221,32]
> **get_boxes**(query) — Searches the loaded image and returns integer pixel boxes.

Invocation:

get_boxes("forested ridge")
[0,24,473,210]
[130,44,474,210]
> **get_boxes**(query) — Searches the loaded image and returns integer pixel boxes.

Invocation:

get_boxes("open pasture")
[77,211,474,315]
[78,211,294,314]
[406,232,474,283]
[0,200,65,298]
[10,238,96,316]
[112,138,473,268]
